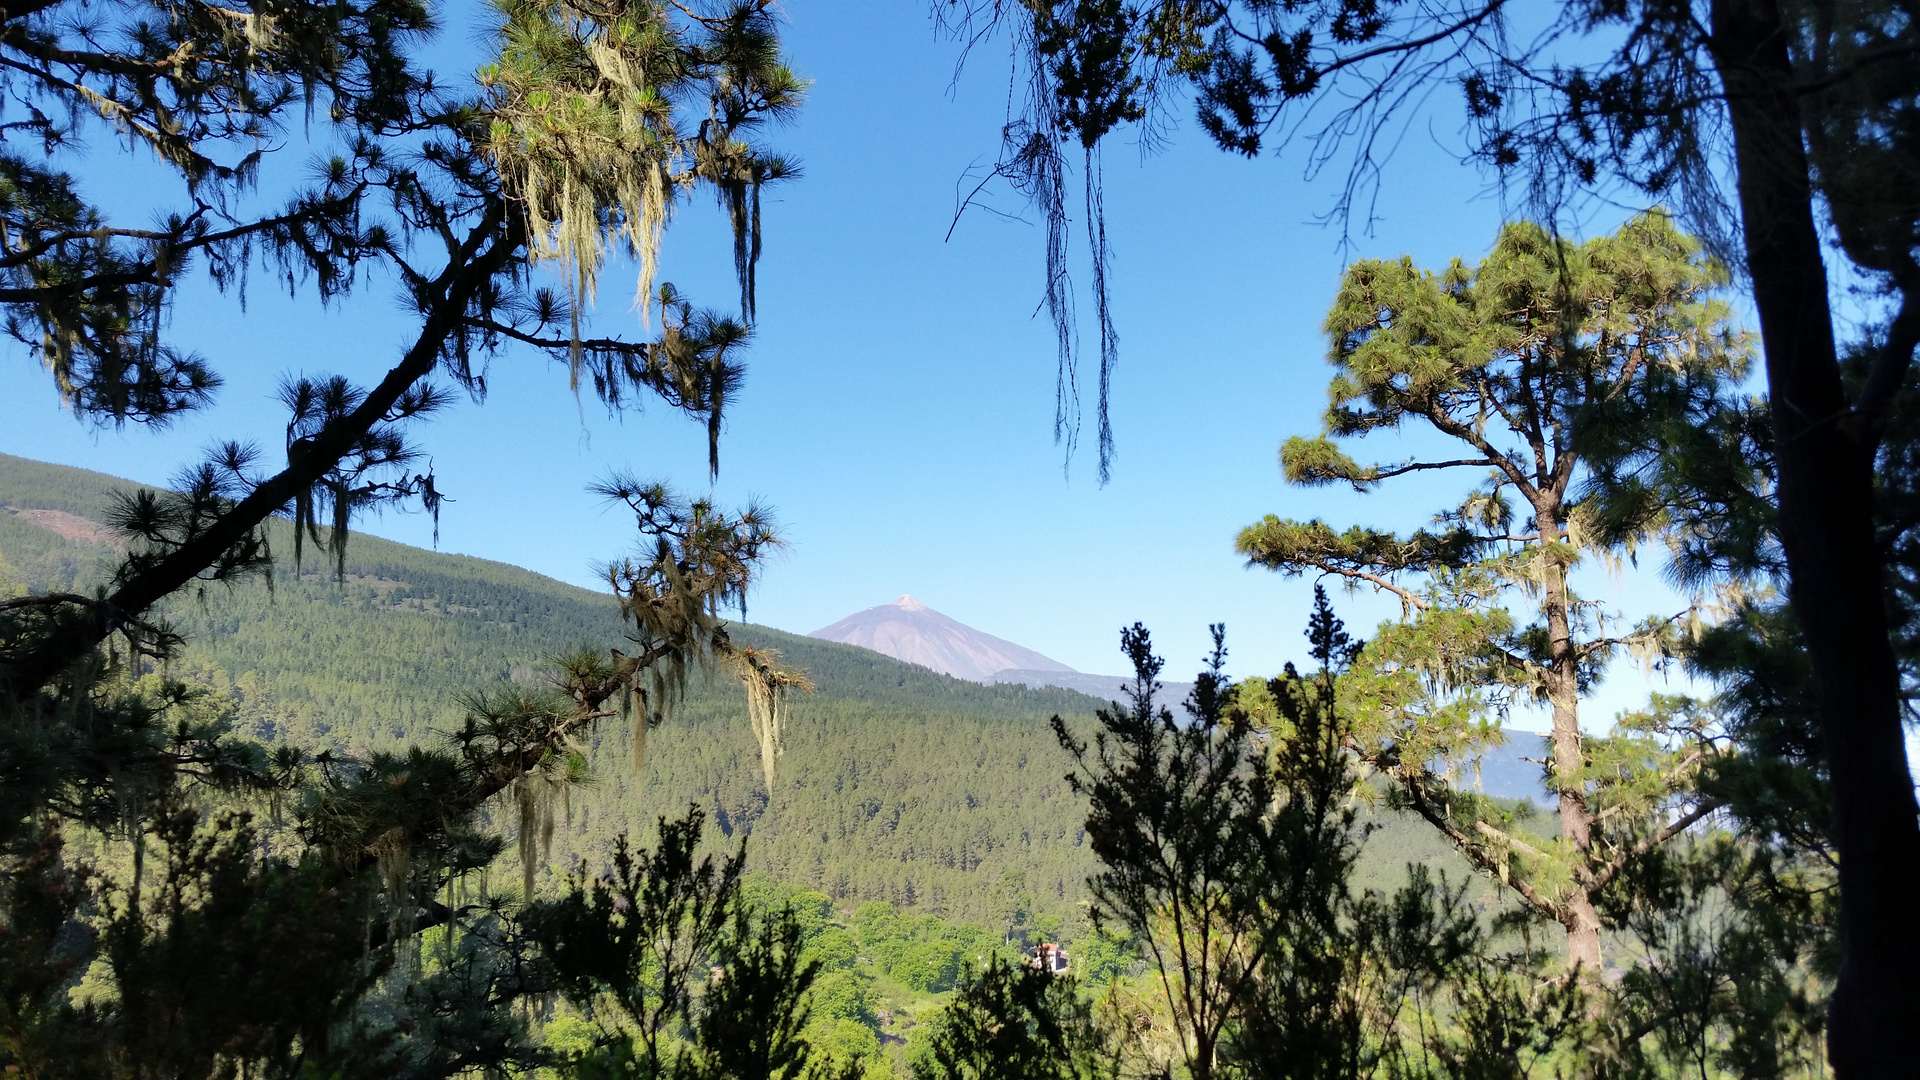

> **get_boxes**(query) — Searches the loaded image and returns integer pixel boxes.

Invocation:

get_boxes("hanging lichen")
[726,646,812,791]
[370,824,413,937]
[482,0,678,358]
[512,747,586,900]
[480,0,805,379]
[476,484,811,902]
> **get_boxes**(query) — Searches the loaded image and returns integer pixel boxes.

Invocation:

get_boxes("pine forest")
[1,0,1914,1077]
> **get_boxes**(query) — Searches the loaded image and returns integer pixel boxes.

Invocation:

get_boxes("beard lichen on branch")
[279,476,810,908]
[474,476,812,895]
[479,0,804,373]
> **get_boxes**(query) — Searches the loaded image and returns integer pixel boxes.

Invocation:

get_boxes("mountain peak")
[809,596,1074,682]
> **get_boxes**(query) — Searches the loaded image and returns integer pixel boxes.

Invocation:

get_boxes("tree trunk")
[1540,506,1603,972]
[1709,0,1920,1072]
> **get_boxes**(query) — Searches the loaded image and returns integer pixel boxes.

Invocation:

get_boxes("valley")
[0,451,1490,923]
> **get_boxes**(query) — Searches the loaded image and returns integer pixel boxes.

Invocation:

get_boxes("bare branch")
[1474,817,1550,860]
[1310,564,1432,610]
[462,317,641,356]
[1394,770,1560,917]
[1370,457,1497,480]
[1590,800,1723,890]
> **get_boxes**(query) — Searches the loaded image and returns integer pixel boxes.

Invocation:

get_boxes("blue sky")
[2,1,1711,727]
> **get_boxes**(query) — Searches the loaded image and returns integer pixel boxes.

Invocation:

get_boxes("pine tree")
[0,7,818,1068]
[1236,214,1742,974]
[0,479,805,1077]
[936,3,1920,1062]
[1,0,803,700]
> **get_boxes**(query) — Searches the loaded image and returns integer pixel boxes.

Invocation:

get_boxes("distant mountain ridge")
[808,595,1075,681]
[0,452,1533,919]
[0,451,1122,924]
[802,594,1550,801]
[807,595,1202,706]
[987,668,1199,710]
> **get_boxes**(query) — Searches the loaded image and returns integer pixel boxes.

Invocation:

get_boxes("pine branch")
[1312,564,1433,609]
[0,52,206,169]
[0,215,205,266]
[1852,270,1920,443]
[462,316,640,356]
[1586,749,1711,826]
[1369,457,1497,480]
[6,204,523,696]
[1588,800,1722,891]
[1422,406,1542,505]
[1395,772,1560,918]
[1473,818,1550,861]
[0,591,102,611]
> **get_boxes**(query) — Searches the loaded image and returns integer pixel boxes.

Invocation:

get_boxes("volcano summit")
[806,595,1074,682]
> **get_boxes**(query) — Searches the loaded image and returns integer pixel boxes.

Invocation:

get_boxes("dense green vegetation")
[0,0,1911,1064]
[5,36,1854,1055]
[947,0,1918,1063]
[2,452,1470,936]
[724,873,1138,1077]
[0,452,1093,921]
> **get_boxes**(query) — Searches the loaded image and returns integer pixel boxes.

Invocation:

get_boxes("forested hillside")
[0,452,1471,928]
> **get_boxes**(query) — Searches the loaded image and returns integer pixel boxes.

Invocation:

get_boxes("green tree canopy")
[1237,213,1744,973]
[0,0,804,705]
[938,1,1920,1060]
[0,3,823,1074]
